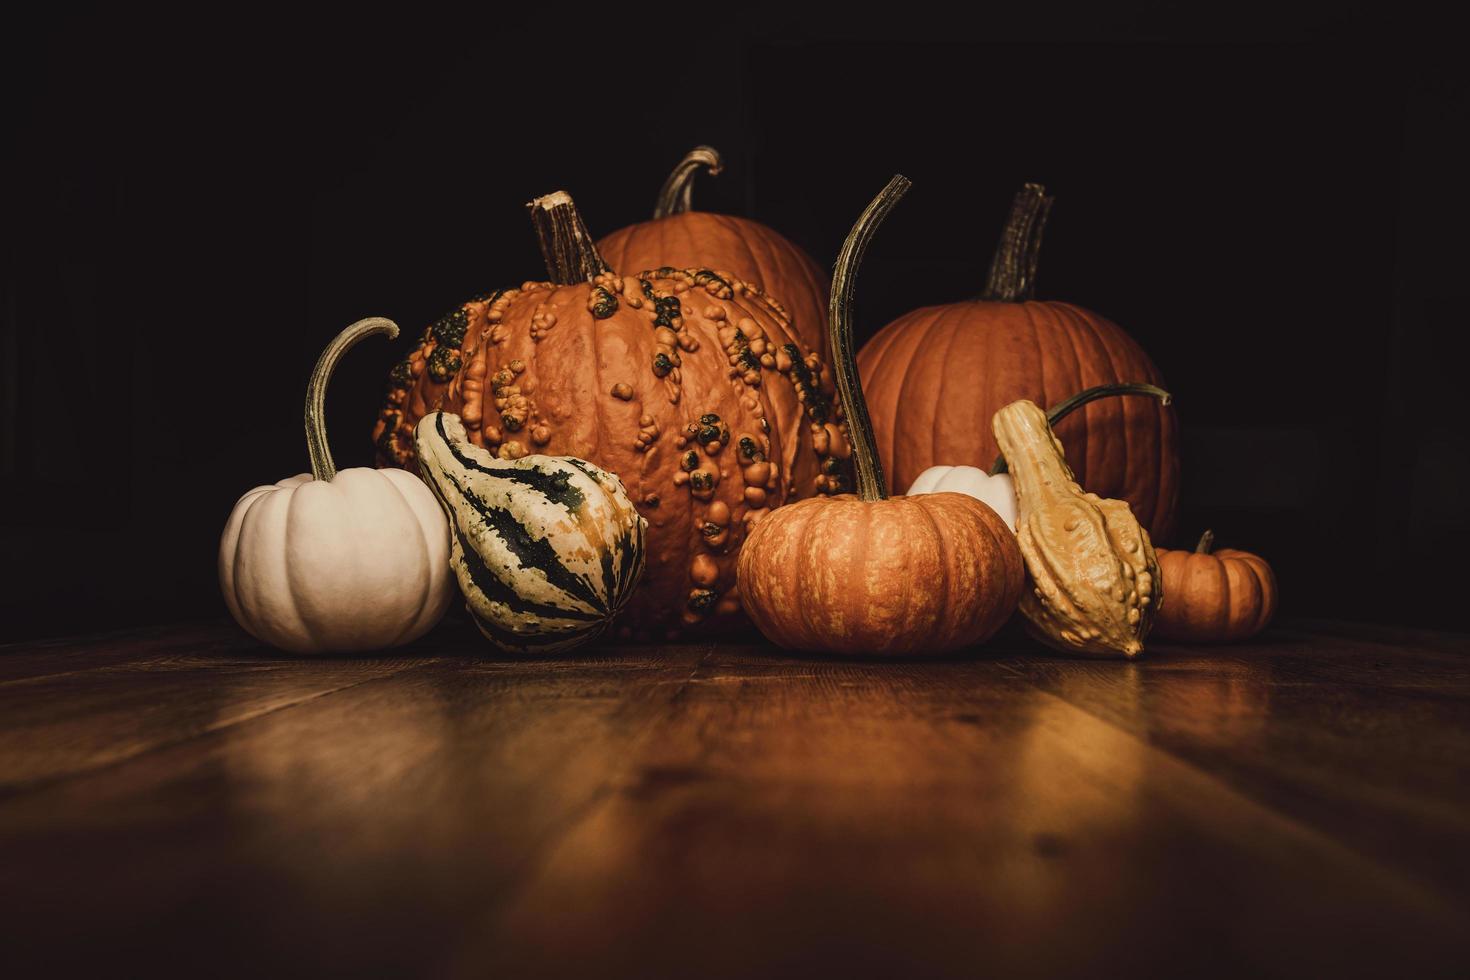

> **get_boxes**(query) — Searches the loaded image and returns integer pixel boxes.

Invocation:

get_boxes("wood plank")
[0,644,709,978]
[0,618,519,791]
[465,646,1467,979]
[1000,629,1470,902]
[0,620,263,684]
[1,622,1467,978]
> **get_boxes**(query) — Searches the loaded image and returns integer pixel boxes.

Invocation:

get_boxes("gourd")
[413,411,646,653]
[219,318,454,653]
[1154,531,1277,643]
[857,183,1180,539]
[908,382,1173,532]
[993,398,1160,658]
[596,146,830,360]
[374,190,849,636]
[738,177,1025,657]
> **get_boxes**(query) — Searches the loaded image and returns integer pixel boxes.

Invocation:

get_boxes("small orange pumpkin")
[596,146,830,361]
[1154,531,1278,643]
[738,177,1024,657]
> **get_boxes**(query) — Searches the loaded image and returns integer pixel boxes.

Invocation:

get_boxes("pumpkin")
[413,411,646,653]
[1154,531,1277,643]
[373,190,850,636]
[908,382,1173,533]
[857,183,1180,539]
[993,398,1160,658]
[595,146,830,360]
[220,318,454,653]
[738,176,1025,657]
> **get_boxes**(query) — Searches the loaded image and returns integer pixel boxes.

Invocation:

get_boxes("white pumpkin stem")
[830,175,911,502]
[653,146,723,219]
[528,191,610,285]
[306,317,400,482]
[982,182,1053,302]
[1195,529,1216,554]
[989,382,1172,475]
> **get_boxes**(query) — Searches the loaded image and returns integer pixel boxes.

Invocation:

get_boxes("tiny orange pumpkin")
[1154,531,1278,643]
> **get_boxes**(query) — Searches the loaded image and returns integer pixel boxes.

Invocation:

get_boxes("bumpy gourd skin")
[993,399,1160,658]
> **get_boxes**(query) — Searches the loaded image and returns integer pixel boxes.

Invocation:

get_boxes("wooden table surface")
[1,617,1467,979]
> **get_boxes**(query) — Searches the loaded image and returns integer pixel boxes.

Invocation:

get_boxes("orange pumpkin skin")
[597,213,829,361]
[374,268,851,636]
[737,493,1024,657]
[1153,543,1277,643]
[858,299,1180,540]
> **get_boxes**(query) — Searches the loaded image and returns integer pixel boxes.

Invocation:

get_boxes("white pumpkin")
[907,465,1017,532]
[414,411,646,655]
[218,318,454,653]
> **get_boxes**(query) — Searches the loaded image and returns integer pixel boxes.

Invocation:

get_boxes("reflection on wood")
[0,622,1466,979]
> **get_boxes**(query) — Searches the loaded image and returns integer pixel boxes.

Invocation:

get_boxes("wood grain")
[0,620,1466,979]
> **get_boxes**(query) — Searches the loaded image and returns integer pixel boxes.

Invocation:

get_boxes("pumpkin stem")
[1195,529,1216,554]
[528,191,610,285]
[653,146,723,219]
[982,183,1054,302]
[306,317,400,483]
[831,175,911,502]
[989,382,1172,475]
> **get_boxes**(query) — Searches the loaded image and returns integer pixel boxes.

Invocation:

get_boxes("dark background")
[3,8,1466,641]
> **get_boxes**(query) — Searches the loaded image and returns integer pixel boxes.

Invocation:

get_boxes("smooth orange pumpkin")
[596,146,830,361]
[857,183,1180,540]
[739,177,1024,657]
[373,191,850,637]
[1154,531,1278,643]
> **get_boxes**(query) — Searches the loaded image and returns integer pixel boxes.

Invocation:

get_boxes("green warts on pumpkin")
[590,285,619,319]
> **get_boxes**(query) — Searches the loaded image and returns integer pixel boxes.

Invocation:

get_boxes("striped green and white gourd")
[414,411,647,653]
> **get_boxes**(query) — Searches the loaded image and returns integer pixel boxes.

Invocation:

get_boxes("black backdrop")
[3,9,1466,641]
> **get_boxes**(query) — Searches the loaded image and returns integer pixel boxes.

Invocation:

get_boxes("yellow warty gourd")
[992,399,1160,658]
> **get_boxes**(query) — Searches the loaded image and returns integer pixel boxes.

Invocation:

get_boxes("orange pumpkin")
[857,183,1180,540]
[373,191,850,637]
[596,146,830,361]
[739,177,1024,657]
[1154,531,1278,643]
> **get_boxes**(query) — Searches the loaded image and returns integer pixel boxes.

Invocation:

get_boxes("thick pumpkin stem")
[528,191,610,285]
[831,175,911,502]
[1195,529,1216,554]
[306,317,400,483]
[989,382,1172,475]
[653,146,723,219]
[982,183,1054,302]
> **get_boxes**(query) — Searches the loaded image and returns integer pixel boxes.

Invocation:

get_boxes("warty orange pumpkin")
[373,190,851,637]
[596,146,830,361]
[856,183,1180,540]
[738,176,1024,657]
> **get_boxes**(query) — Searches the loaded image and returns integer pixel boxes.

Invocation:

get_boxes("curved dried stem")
[829,175,911,502]
[653,146,724,219]
[989,382,1172,475]
[307,317,400,482]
